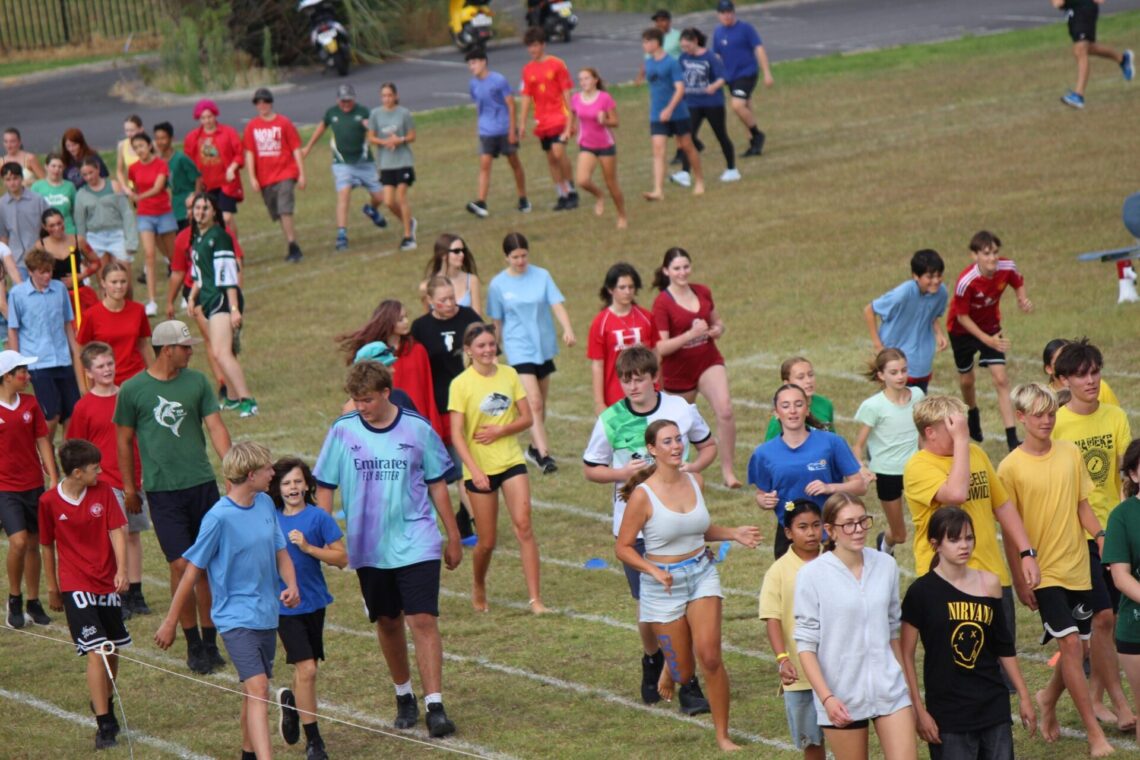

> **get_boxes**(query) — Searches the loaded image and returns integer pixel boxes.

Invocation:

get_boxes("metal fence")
[0,0,161,51]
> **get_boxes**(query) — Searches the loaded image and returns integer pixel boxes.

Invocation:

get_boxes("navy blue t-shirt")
[713,20,763,81]
[680,51,726,108]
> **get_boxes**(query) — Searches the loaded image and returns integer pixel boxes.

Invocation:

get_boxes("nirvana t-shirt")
[901,572,1015,733]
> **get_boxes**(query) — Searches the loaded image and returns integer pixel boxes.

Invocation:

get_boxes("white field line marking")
[0,686,215,760]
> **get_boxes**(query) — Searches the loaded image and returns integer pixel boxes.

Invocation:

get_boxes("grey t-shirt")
[367,106,415,171]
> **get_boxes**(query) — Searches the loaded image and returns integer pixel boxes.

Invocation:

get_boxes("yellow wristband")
[775,652,790,662]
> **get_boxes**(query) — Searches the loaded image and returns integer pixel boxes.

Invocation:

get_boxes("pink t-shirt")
[571,91,616,150]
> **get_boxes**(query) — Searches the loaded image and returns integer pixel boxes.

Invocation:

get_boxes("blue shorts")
[332,162,381,193]
[221,627,276,682]
[137,212,178,235]
[784,689,824,749]
[30,365,81,422]
[638,550,722,624]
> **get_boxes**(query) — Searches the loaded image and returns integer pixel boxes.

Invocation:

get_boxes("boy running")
[466,49,530,217]
[518,27,578,211]
[1054,0,1133,109]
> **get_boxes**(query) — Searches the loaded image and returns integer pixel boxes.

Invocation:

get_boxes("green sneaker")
[219,397,242,411]
[238,398,259,418]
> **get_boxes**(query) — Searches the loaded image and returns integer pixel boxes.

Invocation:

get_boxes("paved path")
[5,0,1139,152]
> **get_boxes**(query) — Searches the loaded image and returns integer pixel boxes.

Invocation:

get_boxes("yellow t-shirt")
[1100,380,1120,408]
[118,138,139,189]
[1052,403,1132,529]
[447,363,526,479]
[903,444,1011,585]
[997,441,1093,590]
[758,548,813,691]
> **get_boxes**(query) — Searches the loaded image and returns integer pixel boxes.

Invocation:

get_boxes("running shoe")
[25,598,51,625]
[678,677,711,716]
[641,650,665,704]
[540,453,558,475]
[238,398,260,418]
[1061,91,1085,109]
[875,531,894,556]
[525,444,543,467]
[967,407,984,443]
[719,168,742,183]
[552,196,569,212]
[394,693,418,729]
[362,204,388,228]
[466,200,490,218]
[668,171,691,188]
[179,296,188,312]
[144,300,158,317]
[305,737,329,760]
[220,396,242,412]
[286,242,303,263]
[205,643,227,671]
[278,687,301,745]
[186,641,211,675]
[565,191,580,209]
[1123,49,1135,81]
[518,196,532,213]
[335,231,349,252]
[400,237,417,251]
[6,595,24,629]
[94,723,118,750]
[425,702,457,738]
[129,589,153,615]
[742,131,766,157]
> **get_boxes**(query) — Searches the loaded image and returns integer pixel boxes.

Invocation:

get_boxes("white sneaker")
[145,300,157,317]
[179,297,188,312]
[669,171,691,188]
[1119,278,1140,304]
[719,168,742,182]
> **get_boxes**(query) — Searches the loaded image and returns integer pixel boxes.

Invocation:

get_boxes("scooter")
[298,0,351,76]
[525,0,577,43]
[450,0,494,52]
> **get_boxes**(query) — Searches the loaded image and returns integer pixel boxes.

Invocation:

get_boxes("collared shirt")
[8,279,74,368]
[0,190,49,276]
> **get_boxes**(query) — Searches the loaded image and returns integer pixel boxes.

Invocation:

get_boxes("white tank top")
[638,473,710,556]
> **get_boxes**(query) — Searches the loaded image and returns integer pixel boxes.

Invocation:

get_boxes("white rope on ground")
[96,640,135,760]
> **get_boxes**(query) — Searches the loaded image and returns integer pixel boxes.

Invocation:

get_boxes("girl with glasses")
[421,233,481,315]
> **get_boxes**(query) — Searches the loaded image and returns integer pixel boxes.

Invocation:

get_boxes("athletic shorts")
[465,462,527,494]
[1068,4,1098,43]
[823,718,871,730]
[928,722,1014,760]
[784,689,824,750]
[1117,638,1140,655]
[332,161,382,193]
[0,488,43,536]
[202,288,244,319]
[278,608,326,663]
[357,560,441,620]
[136,212,178,235]
[479,134,518,157]
[1088,538,1119,612]
[111,487,152,533]
[379,167,416,187]
[650,119,692,137]
[30,365,81,423]
[621,538,648,600]
[950,332,1005,373]
[639,550,722,624]
[538,132,567,152]
[221,627,276,681]
[85,229,130,261]
[147,480,221,562]
[512,359,556,380]
[260,179,296,221]
[63,590,131,655]
[1035,585,1095,644]
[875,473,904,503]
[207,189,240,214]
[728,75,758,99]
[580,145,616,157]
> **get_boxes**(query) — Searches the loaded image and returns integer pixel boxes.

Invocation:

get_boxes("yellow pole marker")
[69,252,82,329]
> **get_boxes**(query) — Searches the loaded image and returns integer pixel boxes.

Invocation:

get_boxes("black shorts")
[479,134,518,158]
[1117,639,1140,655]
[875,473,904,503]
[0,488,43,536]
[512,359,556,380]
[1068,3,1098,43]
[581,145,616,157]
[63,590,131,655]
[906,375,931,394]
[950,332,1005,373]
[538,132,567,152]
[207,189,240,215]
[203,288,244,319]
[357,560,441,621]
[650,119,692,137]
[380,167,415,187]
[30,366,81,422]
[147,480,221,562]
[728,75,758,99]
[465,463,527,494]
[1088,538,1120,611]
[621,537,647,600]
[1036,586,1096,644]
[823,719,870,730]
[278,608,326,663]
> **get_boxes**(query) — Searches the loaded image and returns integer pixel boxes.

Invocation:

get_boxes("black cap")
[251,87,274,104]
[651,9,671,21]
[716,0,735,12]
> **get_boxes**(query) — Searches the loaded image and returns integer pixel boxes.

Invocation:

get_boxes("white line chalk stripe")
[0,686,215,760]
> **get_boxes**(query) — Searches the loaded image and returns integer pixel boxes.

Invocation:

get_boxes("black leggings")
[682,105,735,172]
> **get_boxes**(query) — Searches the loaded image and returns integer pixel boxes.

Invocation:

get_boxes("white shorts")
[85,229,131,261]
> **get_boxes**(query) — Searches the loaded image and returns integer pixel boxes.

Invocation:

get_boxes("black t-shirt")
[410,306,484,415]
[900,572,1015,733]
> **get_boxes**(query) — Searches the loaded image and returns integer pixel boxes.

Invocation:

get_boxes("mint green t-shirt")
[853,387,925,475]
[31,179,77,234]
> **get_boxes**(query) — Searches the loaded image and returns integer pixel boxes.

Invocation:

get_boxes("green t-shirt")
[367,106,415,170]
[764,393,836,440]
[31,179,77,234]
[113,368,220,492]
[190,225,239,309]
[167,150,200,222]
[1102,496,1140,644]
[323,104,374,165]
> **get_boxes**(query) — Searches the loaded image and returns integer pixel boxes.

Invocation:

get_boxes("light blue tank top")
[456,272,472,307]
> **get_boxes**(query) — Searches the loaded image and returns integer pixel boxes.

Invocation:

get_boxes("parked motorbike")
[298,0,351,76]
[450,0,494,52]
[525,0,577,43]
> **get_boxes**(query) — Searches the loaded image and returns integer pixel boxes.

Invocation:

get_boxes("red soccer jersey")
[520,56,572,136]
[0,393,49,491]
[243,114,302,187]
[652,284,724,393]
[392,340,447,440]
[947,258,1024,336]
[128,158,172,216]
[183,124,245,200]
[77,300,152,384]
[39,481,126,593]
[587,305,658,407]
[66,392,141,491]
[172,225,244,288]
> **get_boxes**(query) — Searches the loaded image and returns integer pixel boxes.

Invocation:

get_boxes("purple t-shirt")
[571,91,616,150]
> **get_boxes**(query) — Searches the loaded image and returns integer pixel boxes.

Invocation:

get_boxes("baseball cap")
[0,350,37,376]
[251,87,274,104]
[716,0,735,12]
[353,341,397,367]
[193,98,219,120]
[337,83,356,101]
[152,320,204,347]
[651,9,671,21]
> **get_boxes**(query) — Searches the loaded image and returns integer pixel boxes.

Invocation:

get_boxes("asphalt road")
[5,0,1140,153]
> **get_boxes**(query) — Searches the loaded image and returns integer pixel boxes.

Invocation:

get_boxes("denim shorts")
[784,689,824,749]
[332,162,381,193]
[137,212,178,235]
[85,229,130,261]
[638,550,722,624]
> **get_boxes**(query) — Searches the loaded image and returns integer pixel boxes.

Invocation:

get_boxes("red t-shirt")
[520,56,572,136]
[0,393,49,491]
[38,481,126,593]
[587,305,658,407]
[393,340,447,440]
[947,258,1024,336]
[128,158,173,216]
[652,284,724,393]
[242,114,302,187]
[77,301,152,384]
[65,392,141,491]
[184,124,245,200]
[172,225,244,288]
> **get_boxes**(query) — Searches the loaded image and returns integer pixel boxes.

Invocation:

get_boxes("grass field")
[4,11,1140,759]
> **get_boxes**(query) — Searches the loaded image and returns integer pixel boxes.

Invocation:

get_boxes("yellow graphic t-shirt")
[1053,403,1132,530]
[448,364,526,479]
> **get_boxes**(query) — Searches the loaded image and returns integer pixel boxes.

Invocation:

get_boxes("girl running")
[564,67,627,229]
[31,154,77,234]
[420,233,482,314]
[1042,337,1120,406]
[367,83,417,251]
[60,128,109,189]
[115,114,143,191]
[615,419,761,751]
[34,207,100,312]
[765,357,836,439]
[794,493,917,760]
[678,28,738,183]
[127,131,177,316]
[587,262,657,413]
[77,262,154,385]
[449,322,547,614]
[651,247,738,487]
[75,157,137,270]
[853,348,924,557]
[3,127,44,186]
[1105,439,1140,747]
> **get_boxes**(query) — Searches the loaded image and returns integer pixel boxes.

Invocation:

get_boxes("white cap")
[0,350,37,376]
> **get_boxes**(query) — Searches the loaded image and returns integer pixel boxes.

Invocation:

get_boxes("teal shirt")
[166,151,200,222]
[31,179,77,234]
[1103,496,1140,644]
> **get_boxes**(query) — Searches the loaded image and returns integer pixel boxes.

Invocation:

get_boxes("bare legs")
[383,184,413,239]
[6,529,42,604]
[206,313,251,400]
[1036,631,1114,756]
[686,365,740,488]
[517,372,552,459]
[375,612,445,695]
[467,474,544,612]
[476,153,528,204]
[576,151,627,229]
[644,134,703,201]
[169,556,214,631]
[1073,41,1126,96]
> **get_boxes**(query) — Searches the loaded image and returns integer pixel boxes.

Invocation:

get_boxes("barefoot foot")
[616,216,628,230]
[528,598,550,615]
[642,191,664,202]
[1093,702,1118,725]
[723,475,742,489]
[716,738,743,752]
[692,182,705,196]
[472,586,489,613]
[1090,735,1115,757]
[594,198,604,216]
[657,668,675,702]
[1037,690,1060,742]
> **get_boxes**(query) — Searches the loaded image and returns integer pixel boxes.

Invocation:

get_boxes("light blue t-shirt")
[183,493,287,632]
[747,430,862,526]
[470,71,513,137]
[313,408,451,570]
[853,387,925,476]
[713,20,763,81]
[486,264,565,366]
[277,505,343,616]
[871,280,948,378]
[8,279,74,369]
[645,54,688,123]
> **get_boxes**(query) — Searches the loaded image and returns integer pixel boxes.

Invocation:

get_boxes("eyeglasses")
[835,515,873,535]
[448,247,466,254]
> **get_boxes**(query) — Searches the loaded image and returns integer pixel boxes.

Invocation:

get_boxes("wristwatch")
[1094,530,1106,539]
[1019,548,1037,559]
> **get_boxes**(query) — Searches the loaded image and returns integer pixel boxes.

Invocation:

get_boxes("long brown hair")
[336,299,414,364]
[821,493,865,552]
[60,127,99,167]
[426,233,478,279]
[617,419,677,503]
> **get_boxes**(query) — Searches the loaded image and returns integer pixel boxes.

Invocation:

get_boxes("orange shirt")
[520,56,572,135]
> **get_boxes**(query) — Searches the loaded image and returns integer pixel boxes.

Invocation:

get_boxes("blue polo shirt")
[713,20,763,81]
[871,280,948,378]
[8,279,74,369]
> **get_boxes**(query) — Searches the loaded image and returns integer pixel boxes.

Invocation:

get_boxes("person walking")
[243,88,306,263]
[713,1,774,157]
